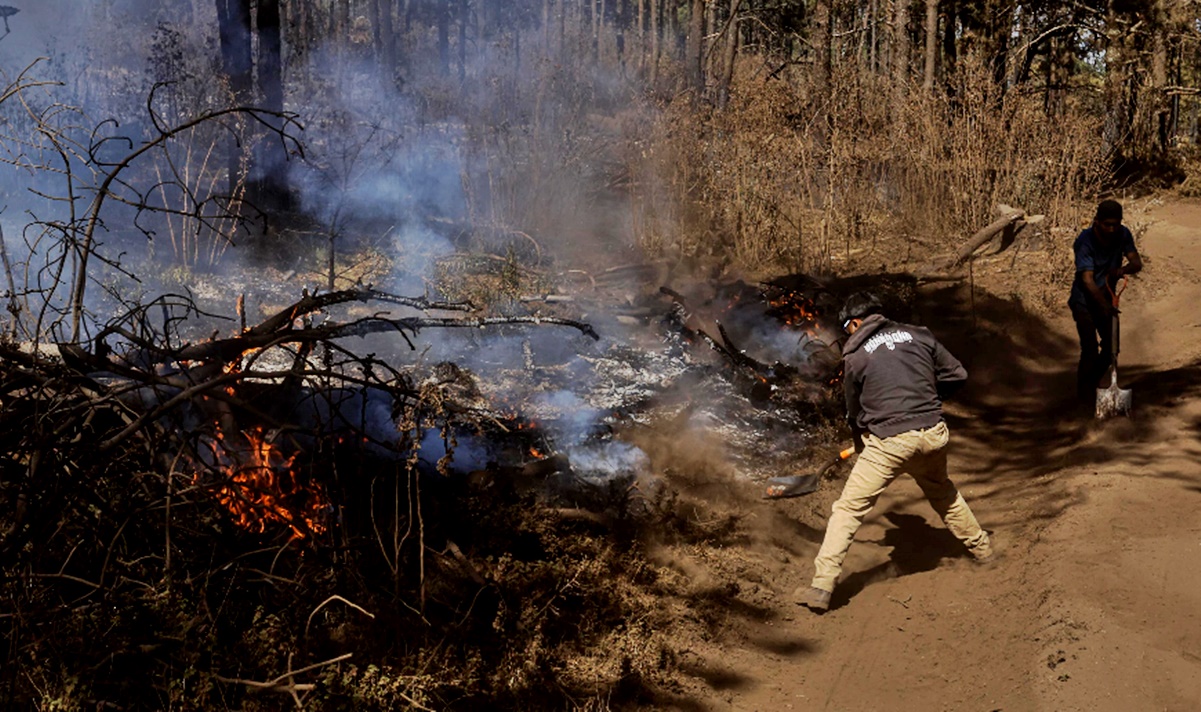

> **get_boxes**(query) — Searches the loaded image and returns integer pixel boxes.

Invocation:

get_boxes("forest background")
[2,0,1200,709]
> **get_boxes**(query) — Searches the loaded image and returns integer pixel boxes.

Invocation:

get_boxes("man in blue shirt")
[1069,200,1142,403]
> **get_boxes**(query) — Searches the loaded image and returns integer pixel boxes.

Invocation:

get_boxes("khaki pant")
[810,421,991,593]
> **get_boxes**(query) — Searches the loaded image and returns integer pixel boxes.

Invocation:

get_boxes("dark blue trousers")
[1072,305,1113,402]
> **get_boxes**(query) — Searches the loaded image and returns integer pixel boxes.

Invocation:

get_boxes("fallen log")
[949,211,1024,267]
[947,207,1047,268]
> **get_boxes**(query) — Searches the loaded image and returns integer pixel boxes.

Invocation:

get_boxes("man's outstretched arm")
[933,341,968,400]
[1119,249,1143,277]
[1081,269,1118,315]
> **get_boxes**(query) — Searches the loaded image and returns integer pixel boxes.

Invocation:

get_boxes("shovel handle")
[1106,275,1128,309]
[1112,311,1120,359]
[1106,276,1126,360]
[815,446,857,477]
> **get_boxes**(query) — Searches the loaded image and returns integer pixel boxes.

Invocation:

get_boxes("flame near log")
[197,426,330,539]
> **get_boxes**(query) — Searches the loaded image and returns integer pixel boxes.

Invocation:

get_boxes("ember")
[767,290,820,327]
[196,426,330,539]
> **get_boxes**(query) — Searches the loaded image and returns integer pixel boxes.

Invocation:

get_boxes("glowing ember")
[220,347,262,396]
[767,291,820,328]
[197,426,330,539]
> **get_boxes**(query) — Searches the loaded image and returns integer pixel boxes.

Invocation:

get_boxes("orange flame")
[198,426,329,539]
[768,292,821,328]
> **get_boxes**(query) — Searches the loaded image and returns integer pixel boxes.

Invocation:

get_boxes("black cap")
[838,292,884,326]
[1095,199,1123,222]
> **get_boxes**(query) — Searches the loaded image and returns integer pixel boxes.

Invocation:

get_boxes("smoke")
[417,426,491,472]
[563,440,650,482]
[1,0,652,321]
[0,0,826,492]
[531,389,602,445]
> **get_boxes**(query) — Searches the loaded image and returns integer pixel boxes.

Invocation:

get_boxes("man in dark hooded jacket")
[796,293,993,613]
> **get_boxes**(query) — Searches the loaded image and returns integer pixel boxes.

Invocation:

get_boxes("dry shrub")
[637,76,817,273]
[893,57,1110,248]
[1174,144,1201,197]
[633,54,1110,277]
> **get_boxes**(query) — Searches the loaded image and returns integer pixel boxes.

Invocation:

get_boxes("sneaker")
[972,550,996,566]
[796,586,832,613]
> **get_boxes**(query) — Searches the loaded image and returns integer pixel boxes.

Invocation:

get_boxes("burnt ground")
[630,197,1201,711]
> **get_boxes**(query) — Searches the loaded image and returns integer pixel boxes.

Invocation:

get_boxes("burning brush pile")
[0,268,903,708]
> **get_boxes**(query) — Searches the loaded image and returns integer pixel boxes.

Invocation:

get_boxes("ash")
[106,264,842,487]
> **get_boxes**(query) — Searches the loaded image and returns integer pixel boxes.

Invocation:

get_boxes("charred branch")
[660,285,813,399]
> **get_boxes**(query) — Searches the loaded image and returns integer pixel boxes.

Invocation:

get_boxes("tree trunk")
[636,0,645,75]
[988,0,1010,91]
[379,0,395,82]
[942,0,956,78]
[716,0,742,107]
[686,0,705,95]
[668,0,682,64]
[615,0,628,75]
[893,0,910,96]
[592,0,601,62]
[1168,34,1181,143]
[258,0,283,112]
[480,0,499,41]
[215,0,252,197]
[335,0,350,47]
[251,0,290,211]
[560,0,567,57]
[815,0,832,106]
[370,0,381,60]
[458,0,467,83]
[438,0,451,75]
[1045,33,1070,117]
[1151,0,1169,152]
[923,0,937,92]
[950,210,1026,267]
[287,0,307,85]
[650,0,661,85]
[868,0,878,73]
[1103,1,1129,154]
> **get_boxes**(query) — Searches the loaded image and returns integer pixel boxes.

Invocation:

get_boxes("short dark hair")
[838,292,884,326]
[1095,199,1123,222]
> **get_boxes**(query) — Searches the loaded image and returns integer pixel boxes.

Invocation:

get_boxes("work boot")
[795,586,832,613]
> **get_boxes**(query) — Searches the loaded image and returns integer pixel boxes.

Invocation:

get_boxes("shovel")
[764,446,855,499]
[1096,277,1132,419]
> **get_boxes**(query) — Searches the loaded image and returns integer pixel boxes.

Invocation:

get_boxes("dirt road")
[660,198,1201,711]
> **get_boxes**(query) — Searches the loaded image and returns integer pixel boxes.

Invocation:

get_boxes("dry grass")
[628,55,1111,280]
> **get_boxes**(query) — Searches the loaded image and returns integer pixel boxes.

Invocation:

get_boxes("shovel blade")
[1095,382,1132,419]
[764,474,821,499]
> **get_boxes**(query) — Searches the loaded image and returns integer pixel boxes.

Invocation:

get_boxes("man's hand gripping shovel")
[1096,276,1132,419]
[764,446,855,499]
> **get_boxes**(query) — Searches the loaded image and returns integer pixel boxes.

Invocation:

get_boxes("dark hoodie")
[842,314,967,439]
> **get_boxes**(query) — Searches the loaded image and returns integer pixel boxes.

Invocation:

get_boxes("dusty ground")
[645,198,1201,711]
